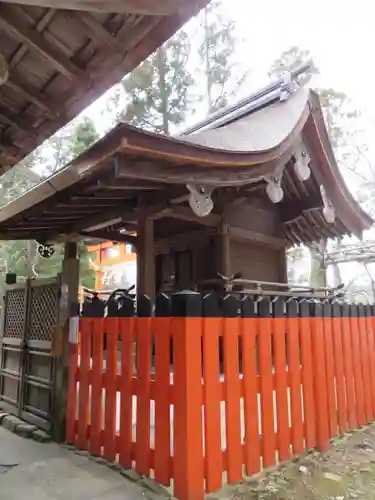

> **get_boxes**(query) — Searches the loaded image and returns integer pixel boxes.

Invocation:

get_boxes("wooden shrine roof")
[0,0,208,172]
[0,83,371,246]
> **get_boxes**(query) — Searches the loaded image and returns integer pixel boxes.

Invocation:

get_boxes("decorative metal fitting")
[320,185,335,224]
[264,164,285,204]
[186,184,214,217]
[37,242,55,259]
[279,70,299,102]
[294,146,311,181]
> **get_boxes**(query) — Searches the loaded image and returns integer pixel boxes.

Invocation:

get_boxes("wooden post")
[213,224,231,279]
[53,241,79,442]
[137,217,155,297]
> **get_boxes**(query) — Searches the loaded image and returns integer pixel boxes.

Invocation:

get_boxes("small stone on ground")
[15,423,37,438]
[2,415,23,432]
[32,429,51,443]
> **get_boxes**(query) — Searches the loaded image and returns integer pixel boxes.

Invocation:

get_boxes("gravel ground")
[222,424,375,500]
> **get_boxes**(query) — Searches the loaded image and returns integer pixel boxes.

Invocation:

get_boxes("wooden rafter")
[72,11,125,52]
[0,4,85,81]
[0,0,194,15]
[0,103,35,137]
[0,1,209,173]
[8,8,56,67]
[67,204,135,234]
[5,76,60,117]
[0,139,22,159]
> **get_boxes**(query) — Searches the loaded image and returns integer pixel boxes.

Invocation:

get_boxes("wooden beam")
[0,140,21,159]
[137,217,154,297]
[5,76,60,117]
[0,0,202,15]
[54,202,136,235]
[155,205,221,227]
[229,227,285,249]
[81,230,137,246]
[155,227,214,254]
[0,103,35,137]
[73,11,125,52]
[214,224,231,277]
[90,180,164,191]
[0,4,85,81]
[68,211,122,234]
[8,8,56,67]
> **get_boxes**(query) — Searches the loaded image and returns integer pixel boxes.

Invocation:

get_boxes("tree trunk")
[156,47,169,135]
[204,6,213,115]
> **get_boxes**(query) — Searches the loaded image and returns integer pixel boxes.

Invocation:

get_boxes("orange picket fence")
[66,293,375,500]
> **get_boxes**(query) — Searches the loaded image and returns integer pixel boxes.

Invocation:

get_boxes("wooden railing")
[66,292,375,500]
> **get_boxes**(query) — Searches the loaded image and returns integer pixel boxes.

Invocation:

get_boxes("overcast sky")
[81,0,375,123]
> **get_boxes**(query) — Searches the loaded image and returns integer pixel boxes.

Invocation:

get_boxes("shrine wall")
[229,240,287,284]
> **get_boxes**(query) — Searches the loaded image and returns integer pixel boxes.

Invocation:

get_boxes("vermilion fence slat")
[119,317,134,469]
[364,310,374,421]
[299,304,316,449]
[90,318,104,456]
[77,318,91,450]
[173,314,204,500]
[366,307,375,417]
[341,305,357,428]
[258,299,276,468]
[323,304,338,438]
[358,307,372,422]
[331,308,347,434]
[286,304,304,456]
[135,314,152,476]
[154,316,172,486]
[222,296,242,484]
[272,301,290,462]
[66,327,79,445]
[310,308,330,452]
[350,307,365,426]
[241,298,261,476]
[202,295,223,493]
[103,318,118,462]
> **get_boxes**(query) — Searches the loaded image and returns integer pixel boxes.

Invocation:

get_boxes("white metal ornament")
[186,184,214,217]
[264,165,285,204]
[279,70,299,102]
[294,148,311,182]
[320,185,335,224]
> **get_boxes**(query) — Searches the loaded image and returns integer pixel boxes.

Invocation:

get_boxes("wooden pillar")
[214,224,231,278]
[52,241,79,442]
[137,217,155,297]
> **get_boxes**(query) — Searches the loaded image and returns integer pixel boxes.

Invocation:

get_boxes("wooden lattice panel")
[27,283,58,342]
[3,288,26,339]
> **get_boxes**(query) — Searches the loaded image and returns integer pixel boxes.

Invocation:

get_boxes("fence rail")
[66,292,375,500]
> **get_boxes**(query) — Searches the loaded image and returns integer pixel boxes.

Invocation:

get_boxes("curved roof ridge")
[305,91,373,235]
